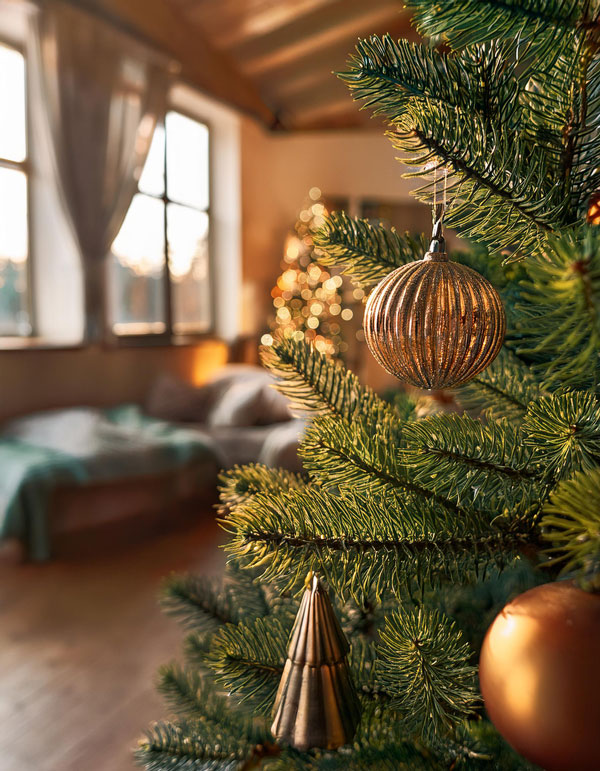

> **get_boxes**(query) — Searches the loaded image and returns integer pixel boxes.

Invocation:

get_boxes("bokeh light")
[265,191,357,359]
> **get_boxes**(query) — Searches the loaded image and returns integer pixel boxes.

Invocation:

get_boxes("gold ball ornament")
[479,581,600,771]
[363,221,505,389]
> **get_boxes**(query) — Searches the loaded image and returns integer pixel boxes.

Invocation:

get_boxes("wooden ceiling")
[85,0,414,131]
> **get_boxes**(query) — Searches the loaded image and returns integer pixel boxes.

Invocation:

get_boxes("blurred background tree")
[262,188,362,361]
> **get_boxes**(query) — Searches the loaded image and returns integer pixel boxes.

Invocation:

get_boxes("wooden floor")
[0,515,225,771]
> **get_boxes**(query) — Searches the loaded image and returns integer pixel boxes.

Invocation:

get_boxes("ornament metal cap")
[425,217,447,260]
[270,572,361,751]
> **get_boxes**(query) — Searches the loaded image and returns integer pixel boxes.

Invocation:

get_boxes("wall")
[0,340,228,421]
[240,118,417,331]
[240,117,416,389]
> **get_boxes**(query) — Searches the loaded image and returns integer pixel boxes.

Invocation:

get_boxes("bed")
[0,366,307,560]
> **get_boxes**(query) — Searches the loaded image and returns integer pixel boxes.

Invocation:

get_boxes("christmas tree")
[262,188,356,360]
[137,2,600,769]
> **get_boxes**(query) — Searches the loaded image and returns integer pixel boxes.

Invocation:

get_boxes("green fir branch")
[204,616,288,715]
[314,210,426,287]
[157,663,212,720]
[223,487,536,600]
[405,0,588,62]
[160,573,255,633]
[184,631,214,667]
[339,32,593,253]
[135,718,265,771]
[218,463,306,514]
[376,607,479,739]
[300,414,463,516]
[337,34,578,254]
[458,720,542,770]
[522,50,600,217]
[568,56,600,215]
[339,37,522,127]
[390,106,562,255]
[516,226,600,389]
[263,743,434,770]
[524,390,600,478]
[156,664,266,746]
[454,347,542,421]
[260,336,396,422]
[451,242,513,290]
[541,467,600,588]
[399,413,542,514]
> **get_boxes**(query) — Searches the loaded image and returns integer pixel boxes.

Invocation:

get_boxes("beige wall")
[240,118,414,333]
[241,118,417,390]
[0,341,228,422]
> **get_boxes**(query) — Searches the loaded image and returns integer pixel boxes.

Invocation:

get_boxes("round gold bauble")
[363,248,505,390]
[479,581,600,771]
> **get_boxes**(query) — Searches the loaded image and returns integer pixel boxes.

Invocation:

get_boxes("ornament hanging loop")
[436,166,448,226]
[428,167,448,259]
[425,166,448,249]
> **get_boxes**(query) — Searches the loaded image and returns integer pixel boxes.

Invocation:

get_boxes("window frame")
[108,103,216,347]
[0,36,35,340]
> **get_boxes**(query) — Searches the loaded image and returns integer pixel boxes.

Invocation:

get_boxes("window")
[0,42,30,337]
[110,110,212,338]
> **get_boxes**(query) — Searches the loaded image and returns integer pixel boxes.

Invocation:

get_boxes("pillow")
[206,364,273,388]
[146,374,214,423]
[207,379,292,427]
[255,381,294,425]
[258,418,307,472]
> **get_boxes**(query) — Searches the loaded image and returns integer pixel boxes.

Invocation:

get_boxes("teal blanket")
[0,405,218,560]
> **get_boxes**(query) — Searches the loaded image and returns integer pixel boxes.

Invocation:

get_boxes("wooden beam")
[76,0,276,126]
[235,0,405,76]
[281,77,352,116]
[262,11,414,131]
[173,0,338,49]
[265,69,337,103]
[289,99,384,131]
[256,16,413,97]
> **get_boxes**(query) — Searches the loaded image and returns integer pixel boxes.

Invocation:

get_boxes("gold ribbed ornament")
[270,572,360,751]
[363,221,505,389]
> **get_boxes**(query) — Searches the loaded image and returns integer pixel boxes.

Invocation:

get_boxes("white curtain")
[28,1,168,340]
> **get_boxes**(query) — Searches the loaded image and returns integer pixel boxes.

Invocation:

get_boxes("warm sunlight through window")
[110,111,211,338]
[0,43,30,337]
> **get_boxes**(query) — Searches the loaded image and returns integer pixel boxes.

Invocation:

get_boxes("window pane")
[166,112,209,210]
[110,194,166,334]
[0,45,26,162]
[0,167,29,335]
[138,124,165,197]
[167,203,211,333]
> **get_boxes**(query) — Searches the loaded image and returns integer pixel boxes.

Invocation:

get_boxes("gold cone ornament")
[271,572,361,751]
[363,220,505,390]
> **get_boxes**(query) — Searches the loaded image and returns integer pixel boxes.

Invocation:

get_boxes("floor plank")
[0,514,225,771]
